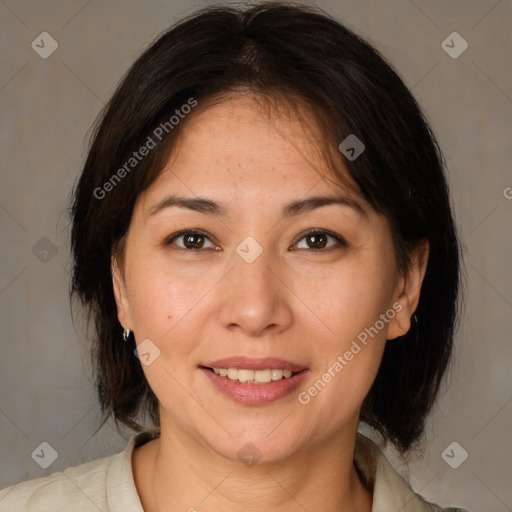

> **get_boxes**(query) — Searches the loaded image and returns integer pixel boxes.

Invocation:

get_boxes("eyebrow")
[149,194,367,218]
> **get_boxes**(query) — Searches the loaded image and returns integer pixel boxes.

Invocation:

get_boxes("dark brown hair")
[70,2,460,454]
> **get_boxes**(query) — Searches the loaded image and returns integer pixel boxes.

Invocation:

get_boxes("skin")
[112,93,428,512]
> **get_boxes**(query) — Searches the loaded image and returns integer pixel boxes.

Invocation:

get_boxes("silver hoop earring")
[122,328,131,342]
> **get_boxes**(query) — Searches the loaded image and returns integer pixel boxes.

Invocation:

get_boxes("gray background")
[0,0,511,510]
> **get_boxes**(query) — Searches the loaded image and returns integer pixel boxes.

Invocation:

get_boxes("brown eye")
[305,233,328,249]
[294,230,347,251]
[183,233,205,249]
[167,231,217,250]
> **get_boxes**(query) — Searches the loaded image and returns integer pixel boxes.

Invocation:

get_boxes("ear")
[111,254,133,330]
[387,240,429,340]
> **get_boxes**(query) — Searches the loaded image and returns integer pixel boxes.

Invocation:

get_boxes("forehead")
[141,93,360,207]
[180,94,322,172]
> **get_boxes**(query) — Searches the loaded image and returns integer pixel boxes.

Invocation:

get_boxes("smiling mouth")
[201,366,302,384]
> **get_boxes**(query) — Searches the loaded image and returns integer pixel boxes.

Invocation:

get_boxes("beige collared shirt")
[0,431,468,511]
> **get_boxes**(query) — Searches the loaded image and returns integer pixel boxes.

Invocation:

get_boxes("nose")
[216,248,294,337]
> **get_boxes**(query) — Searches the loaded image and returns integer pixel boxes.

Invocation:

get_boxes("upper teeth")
[212,368,294,383]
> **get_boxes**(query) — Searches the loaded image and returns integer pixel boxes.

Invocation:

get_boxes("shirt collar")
[354,432,445,511]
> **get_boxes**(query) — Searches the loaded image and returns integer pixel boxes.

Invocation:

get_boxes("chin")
[200,419,310,465]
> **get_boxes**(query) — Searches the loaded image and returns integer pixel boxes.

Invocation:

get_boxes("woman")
[0,3,467,511]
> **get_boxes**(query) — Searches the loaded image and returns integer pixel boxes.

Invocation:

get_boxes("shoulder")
[0,432,153,512]
[354,433,470,512]
[0,456,111,512]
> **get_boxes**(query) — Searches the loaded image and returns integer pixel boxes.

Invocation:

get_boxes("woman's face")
[113,94,419,463]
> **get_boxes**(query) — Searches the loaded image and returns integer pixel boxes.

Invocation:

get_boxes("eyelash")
[164,229,347,252]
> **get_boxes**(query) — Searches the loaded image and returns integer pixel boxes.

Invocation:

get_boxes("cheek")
[123,259,212,414]
[298,275,391,421]
[294,258,394,414]
[299,340,385,438]
[124,254,210,355]
[301,261,396,351]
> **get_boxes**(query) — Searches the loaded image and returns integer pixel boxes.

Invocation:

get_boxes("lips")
[199,356,309,405]
[201,356,308,373]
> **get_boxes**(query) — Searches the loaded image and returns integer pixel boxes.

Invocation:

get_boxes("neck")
[133,420,372,512]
